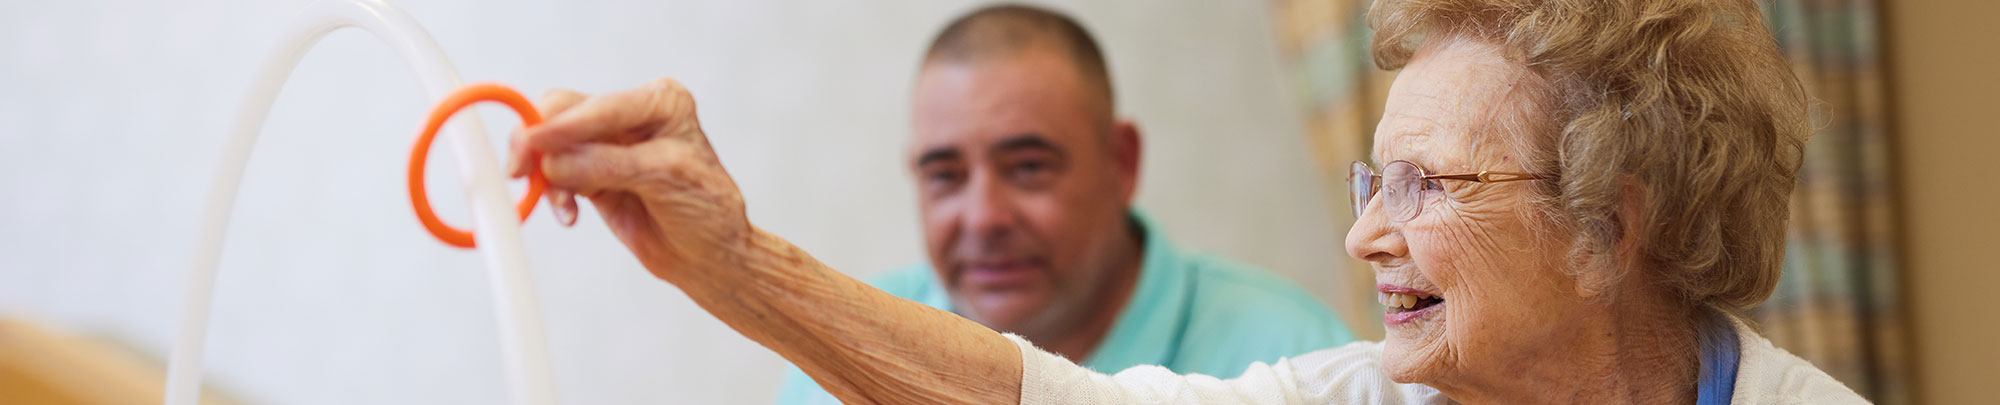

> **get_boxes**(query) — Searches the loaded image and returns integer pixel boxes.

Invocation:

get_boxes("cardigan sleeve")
[1008,334,1445,405]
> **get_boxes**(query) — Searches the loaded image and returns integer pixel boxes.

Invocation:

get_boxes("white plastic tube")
[165,1,555,404]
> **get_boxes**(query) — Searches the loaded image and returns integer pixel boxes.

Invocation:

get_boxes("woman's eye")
[1422,179,1444,191]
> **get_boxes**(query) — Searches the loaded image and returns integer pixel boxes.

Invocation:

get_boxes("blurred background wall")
[0,0,1353,403]
[1881,0,2000,403]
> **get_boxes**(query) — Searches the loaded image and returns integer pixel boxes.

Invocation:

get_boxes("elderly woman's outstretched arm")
[699,229,1429,404]
[675,228,1027,403]
[505,78,1419,405]
[507,78,1024,404]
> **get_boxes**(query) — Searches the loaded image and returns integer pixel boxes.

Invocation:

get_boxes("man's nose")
[962,173,1019,240]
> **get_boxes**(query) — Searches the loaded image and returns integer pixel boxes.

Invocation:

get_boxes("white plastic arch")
[165,1,556,404]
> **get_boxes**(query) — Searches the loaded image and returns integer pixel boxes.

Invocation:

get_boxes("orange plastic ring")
[409,83,544,248]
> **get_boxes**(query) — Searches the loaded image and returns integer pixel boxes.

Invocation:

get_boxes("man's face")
[909,49,1137,335]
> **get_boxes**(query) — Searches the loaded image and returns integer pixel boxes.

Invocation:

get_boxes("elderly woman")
[510,0,1866,403]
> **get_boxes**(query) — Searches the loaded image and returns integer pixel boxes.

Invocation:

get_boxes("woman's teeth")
[1379,292,1438,309]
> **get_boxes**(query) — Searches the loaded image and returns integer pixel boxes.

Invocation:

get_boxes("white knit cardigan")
[1012,318,1868,404]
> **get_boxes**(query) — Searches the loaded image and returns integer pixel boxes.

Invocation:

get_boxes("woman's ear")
[1575,175,1649,299]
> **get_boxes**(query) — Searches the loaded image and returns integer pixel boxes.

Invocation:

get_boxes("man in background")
[777,5,1356,403]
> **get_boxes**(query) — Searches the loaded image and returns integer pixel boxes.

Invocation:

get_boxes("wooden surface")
[0,319,231,405]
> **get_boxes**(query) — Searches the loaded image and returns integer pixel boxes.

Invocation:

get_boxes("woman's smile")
[1378,284,1445,325]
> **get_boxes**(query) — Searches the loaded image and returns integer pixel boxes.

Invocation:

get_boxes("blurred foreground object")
[0,319,231,405]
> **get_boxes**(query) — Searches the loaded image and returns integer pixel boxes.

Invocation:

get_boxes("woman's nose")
[1345,197,1407,263]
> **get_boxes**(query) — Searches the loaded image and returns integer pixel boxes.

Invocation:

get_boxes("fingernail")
[548,189,575,226]
[557,203,577,227]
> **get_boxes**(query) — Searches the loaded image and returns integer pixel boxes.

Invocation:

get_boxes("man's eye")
[1008,159,1057,184]
[928,170,965,185]
[920,167,966,190]
[1014,160,1049,175]
[1422,179,1444,191]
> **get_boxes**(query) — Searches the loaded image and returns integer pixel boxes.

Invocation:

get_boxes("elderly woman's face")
[1345,37,1588,389]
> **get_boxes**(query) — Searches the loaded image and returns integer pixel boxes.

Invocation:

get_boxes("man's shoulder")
[862,263,938,300]
[1169,252,1358,363]
[1180,254,1342,325]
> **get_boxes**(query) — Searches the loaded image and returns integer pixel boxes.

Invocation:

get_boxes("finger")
[507,133,526,178]
[539,142,654,195]
[521,78,697,153]
[510,89,591,178]
[548,188,578,227]
[582,192,660,249]
[559,193,580,227]
[537,88,591,118]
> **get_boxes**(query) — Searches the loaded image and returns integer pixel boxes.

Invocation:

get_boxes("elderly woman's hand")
[505,78,750,282]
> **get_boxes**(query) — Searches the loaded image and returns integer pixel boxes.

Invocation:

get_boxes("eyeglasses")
[1348,160,1547,223]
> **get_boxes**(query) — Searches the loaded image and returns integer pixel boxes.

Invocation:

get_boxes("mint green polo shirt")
[774,212,1357,404]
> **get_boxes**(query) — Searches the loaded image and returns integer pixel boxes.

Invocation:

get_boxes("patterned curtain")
[1751,1,1908,403]
[1269,0,1394,341]
[1266,1,1909,403]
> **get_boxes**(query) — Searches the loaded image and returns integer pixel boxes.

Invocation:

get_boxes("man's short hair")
[923,4,1116,117]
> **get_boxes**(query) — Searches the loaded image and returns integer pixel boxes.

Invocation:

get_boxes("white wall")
[0,0,1351,403]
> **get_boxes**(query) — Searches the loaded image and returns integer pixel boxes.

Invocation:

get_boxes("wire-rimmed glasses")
[1348,160,1548,223]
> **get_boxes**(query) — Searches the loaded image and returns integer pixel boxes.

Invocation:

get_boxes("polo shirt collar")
[1079,210,1193,371]
[914,210,1192,371]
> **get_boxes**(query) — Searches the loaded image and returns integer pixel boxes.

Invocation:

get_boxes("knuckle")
[541,88,582,101]
[538,91,576,110]
[646,77,686,93]
[645,78,697,114]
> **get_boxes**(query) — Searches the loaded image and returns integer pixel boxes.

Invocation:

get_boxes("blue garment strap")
[1694,313,1742,405]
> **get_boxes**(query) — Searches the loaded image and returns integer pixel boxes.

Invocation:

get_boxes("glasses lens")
[1348,161,1373,217]
[1382,161,1423,222]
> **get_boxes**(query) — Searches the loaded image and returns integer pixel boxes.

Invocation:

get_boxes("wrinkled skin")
[1346,36,1621,402]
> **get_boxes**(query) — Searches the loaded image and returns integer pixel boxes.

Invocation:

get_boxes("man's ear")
[1576,175,1648,299]
[1112,119,1143,204]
